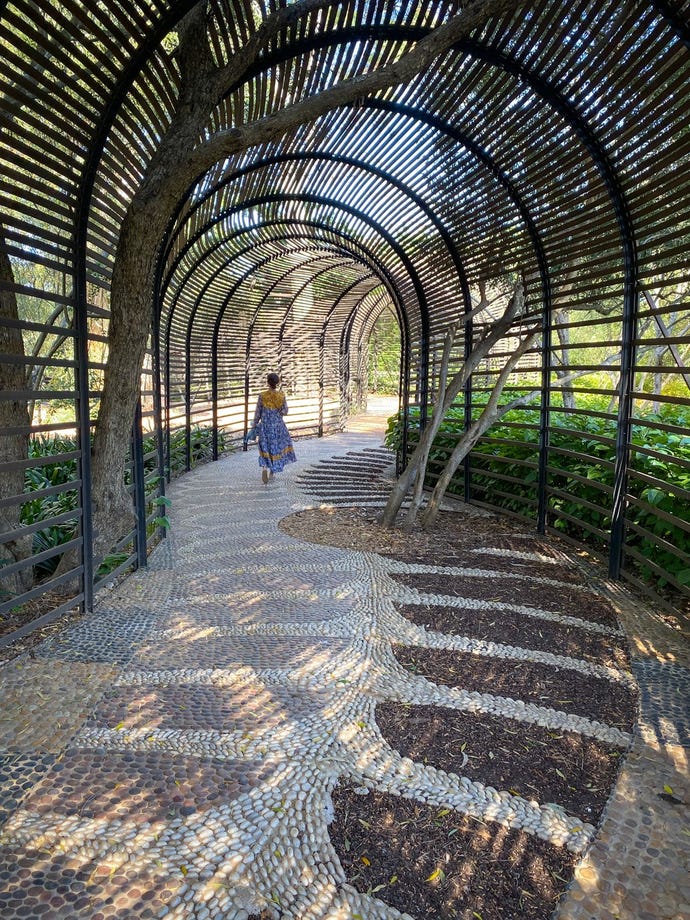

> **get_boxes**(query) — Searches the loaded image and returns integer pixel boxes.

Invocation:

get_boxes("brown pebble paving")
[173,567,351,597]
[160,596,353,628]
[389,571,621,627]
[128,634,352,671]
[0,849,186,919]
[14,750,278,822]
[89,683,331,734]
[396,601,631,669]
[392,644,637,731]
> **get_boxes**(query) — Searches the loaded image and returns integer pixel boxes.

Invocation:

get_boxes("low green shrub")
[386,396,690,594]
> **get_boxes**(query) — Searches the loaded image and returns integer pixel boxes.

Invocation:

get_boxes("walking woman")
[253,373,296,483]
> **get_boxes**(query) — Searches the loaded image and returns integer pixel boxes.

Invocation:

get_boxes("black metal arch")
[158,217,412,466]
[163,149,472,304]
[3,0,689,635]
[160,220,411,377]
[159,191,431,408]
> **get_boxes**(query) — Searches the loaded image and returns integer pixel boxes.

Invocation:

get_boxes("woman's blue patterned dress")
[253,388,296,473]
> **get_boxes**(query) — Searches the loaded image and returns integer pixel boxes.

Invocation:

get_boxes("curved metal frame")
[1,0,688,632]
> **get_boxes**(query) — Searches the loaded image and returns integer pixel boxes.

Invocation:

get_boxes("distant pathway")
[0,403,688,919]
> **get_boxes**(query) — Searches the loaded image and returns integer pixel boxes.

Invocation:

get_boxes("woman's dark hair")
[267,372,280,388]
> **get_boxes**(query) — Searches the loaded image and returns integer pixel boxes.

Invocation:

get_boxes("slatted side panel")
[0,0,177,635]
[2,0,690,646]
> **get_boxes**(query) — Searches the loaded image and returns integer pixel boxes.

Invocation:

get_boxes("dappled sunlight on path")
[0,404,688,919]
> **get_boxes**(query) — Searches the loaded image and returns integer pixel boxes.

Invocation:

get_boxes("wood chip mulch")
[280,502,639,919]
[388,571,622,628]
[396,600,630,669]
[330,785,576,920]
[392,645,636,731]
[374,702,624,824]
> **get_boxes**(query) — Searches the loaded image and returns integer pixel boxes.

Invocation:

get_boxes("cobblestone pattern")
[633,659,690,748]
[0,753,55,826]
[0,427,687,919]
[0,659,117,753]
[35,608,160,665]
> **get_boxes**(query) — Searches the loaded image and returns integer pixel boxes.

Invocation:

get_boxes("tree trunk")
[0,229,33,596]
[402,321,458,529]
[380,281,525,527]
[418,328,540,529]
[87,0,528,551]
[88,2,220,557]
[554,308,575,410]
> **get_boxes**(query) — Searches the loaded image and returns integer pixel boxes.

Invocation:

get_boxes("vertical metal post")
[73,263,94,612]
[132,398,147,568]
[398,355,408,477]
[164,331,172,482]
[418,328,429,430]
[609,281,638,578]
[151,292,167,539]
[184,337,191,472]
[463,316,473,504]
[536,274,552,534]
[243,359,250,452]
[318,331,325,437]
[212,330,219,460]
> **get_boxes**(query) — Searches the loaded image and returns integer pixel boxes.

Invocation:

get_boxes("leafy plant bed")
[329,783,576,920]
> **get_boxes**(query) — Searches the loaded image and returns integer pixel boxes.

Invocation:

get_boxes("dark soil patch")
[278,506,522,558]
[397,602,631,670]
[389,572,621,628]
[449,551,588,583]
[375,702,624,824]
[329,783,576,920]
[392,645,637,732]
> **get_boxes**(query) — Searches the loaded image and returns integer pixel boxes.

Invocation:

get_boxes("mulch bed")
[392,645,637,732]
[387,572,622,628]
[375,702,624,824]
[281,499,642,919]
[279,506,528,558]
[396,601,631,670]
[330,784,576,920]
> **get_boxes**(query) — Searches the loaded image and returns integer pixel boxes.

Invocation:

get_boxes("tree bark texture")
[403,321,458,529]
[0,229,33,594]
[418,326,541,529]
[380,282,527,527]
[90,0,528,551]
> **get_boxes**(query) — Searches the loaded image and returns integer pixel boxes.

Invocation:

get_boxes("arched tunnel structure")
[1,0,689,640]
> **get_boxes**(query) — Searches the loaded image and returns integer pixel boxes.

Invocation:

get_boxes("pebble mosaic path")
[0,407,688,919]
